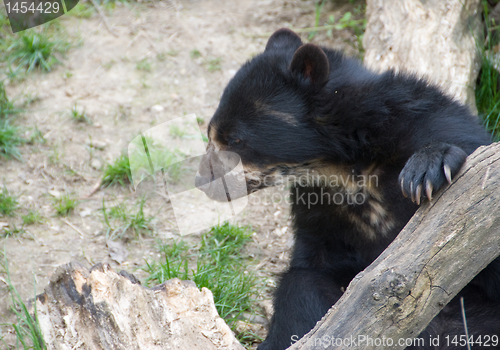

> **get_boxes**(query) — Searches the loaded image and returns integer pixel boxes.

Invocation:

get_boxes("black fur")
[199,29,500,350]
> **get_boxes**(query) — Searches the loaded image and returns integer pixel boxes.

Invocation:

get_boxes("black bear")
[196,28,500,349]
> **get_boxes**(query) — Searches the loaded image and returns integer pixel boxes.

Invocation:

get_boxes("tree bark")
[289,143,500,349]
[363,0,483,114]
[36,262,244,350]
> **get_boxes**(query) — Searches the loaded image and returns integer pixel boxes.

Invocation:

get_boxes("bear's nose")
[194,172,211,189]
[195,151,215,191]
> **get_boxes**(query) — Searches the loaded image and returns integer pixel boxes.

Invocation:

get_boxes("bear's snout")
[195,150,248,202]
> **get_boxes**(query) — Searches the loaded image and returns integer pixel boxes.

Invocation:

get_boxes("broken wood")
[37,262,244,350]
[289,142,500,349]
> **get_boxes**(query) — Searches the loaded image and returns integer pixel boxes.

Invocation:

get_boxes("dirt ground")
[0,0,363,347]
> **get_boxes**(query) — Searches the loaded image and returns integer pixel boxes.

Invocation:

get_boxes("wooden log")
[289,143,500,349]
[363,0,483,113]
[36,262,244,350]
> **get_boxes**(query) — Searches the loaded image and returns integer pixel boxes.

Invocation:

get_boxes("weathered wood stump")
[37,262,244,350]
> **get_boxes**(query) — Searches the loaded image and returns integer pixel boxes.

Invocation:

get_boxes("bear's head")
[195,29,360,201]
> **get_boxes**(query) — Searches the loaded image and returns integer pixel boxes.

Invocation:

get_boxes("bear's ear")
[265,28,303,52]
[289,43,329,86]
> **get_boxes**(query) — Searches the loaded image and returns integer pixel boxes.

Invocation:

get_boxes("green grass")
[325,12,366,40]
[207,57,222,72]
[52,194,78,216]
[476,1,500,140]
[308,0,327,39]
[68,2,96,18]
[0,13,71,76]
[157,50,179,61]
[476,56,500,139]
[102,60,115,70]
[190,49,201,59]
[102,154,132,186]
[0,187,18,217]
[189,49,222,72]
[0,119,22,160]
[136,58,152,72]
[27,126,46,145]
[92,0,132,12]
[144,223,261,347]
[48,144,62,164]
[0,82,22,160]
[137,135,187,183]
[306,0,366,56]
[2,224,26,238]
[0,16,72,161]
[1,252,45,349]
[166,50,179,57]
[101,197,154,239]
[0,81,18,119]
[69,104,92,124]
[146,147,185,183]
[169,125,186,138]
[21,210,43,225]
[6,32,62,72]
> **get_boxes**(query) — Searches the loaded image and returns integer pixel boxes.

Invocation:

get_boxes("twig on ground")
[62,219,85,238]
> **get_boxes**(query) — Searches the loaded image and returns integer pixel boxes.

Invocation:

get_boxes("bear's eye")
[228,138,242,147]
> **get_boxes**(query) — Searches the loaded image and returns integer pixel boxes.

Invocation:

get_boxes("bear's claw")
[399,143,467,205]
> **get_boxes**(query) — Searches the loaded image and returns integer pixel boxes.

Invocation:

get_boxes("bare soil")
[0,0,363,347]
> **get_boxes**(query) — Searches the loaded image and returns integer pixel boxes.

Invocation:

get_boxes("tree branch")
[290,142,500,349]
